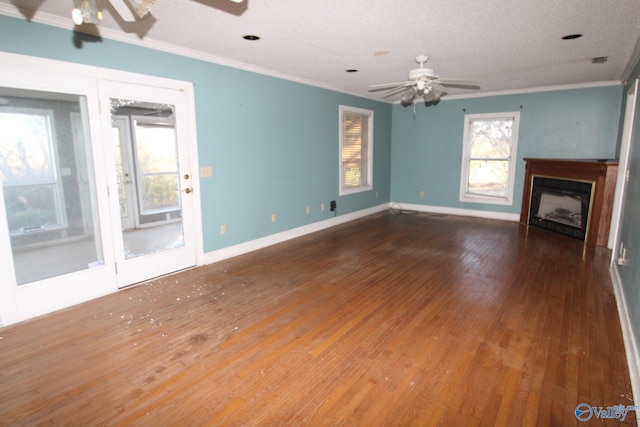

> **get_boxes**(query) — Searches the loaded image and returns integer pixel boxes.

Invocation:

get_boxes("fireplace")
[528,176,593,241]
[520,158,617,246]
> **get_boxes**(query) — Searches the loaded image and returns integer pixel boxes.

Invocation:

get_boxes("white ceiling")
[2,0,640,102]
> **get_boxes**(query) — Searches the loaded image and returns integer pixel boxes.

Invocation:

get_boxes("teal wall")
[390,86,623,213]
[0,15,392,252]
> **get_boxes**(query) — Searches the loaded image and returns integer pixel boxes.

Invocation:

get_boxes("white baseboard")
[203,202,519,266]
[390,202,521,222]
[202,203,389,265]
[610,265,640,424]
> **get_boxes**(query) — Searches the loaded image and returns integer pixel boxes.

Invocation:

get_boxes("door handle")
[183,188,193,194]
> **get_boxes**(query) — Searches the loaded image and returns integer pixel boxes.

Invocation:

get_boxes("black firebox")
[528,175,594,241]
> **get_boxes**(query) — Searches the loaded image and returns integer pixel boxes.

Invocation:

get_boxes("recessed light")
[345,69,358,73]
[243,35,260,41]
[562,34,583,40]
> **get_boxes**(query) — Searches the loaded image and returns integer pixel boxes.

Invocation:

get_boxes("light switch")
[200,166,213,177]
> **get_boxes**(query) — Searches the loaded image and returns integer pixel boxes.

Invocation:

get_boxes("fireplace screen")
[528,176,593,241]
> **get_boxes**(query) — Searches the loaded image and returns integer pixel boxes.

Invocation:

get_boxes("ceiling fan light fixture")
[125,0,156,19]
[71,8,83,25]
[368,54,479,109]
[72,0,101,24]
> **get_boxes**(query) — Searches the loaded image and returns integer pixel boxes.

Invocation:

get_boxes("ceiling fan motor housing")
[409,68,435,80]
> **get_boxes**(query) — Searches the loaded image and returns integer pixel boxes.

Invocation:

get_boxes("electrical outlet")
[330,200,336,212]
[419,190,425,198]
[321,203,325,211]
[271,213,277,223]
[376,192,379,199]
[306,206,310,214]
[220,224,227,235]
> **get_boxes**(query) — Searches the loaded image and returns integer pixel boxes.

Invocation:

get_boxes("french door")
[0,54,200,325]
[98,80,197,288]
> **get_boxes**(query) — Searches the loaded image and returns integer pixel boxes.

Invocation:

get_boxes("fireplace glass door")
[528,175,594,241]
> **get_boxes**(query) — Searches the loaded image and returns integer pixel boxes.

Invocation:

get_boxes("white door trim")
[609,80,638,256]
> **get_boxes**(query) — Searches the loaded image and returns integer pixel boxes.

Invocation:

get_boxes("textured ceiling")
[1,0,640,102]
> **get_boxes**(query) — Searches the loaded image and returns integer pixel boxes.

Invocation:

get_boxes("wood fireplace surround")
[520,158,618,246]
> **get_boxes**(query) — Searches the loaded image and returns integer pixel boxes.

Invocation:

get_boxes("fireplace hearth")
[520,158,617,246]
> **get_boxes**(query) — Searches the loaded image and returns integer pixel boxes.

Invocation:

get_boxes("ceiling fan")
[369,55,480,107]
[71,0,244,25]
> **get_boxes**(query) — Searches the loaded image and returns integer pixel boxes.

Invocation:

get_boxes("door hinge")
[107,184,110,197]
[626,169,630,182]
[115,262,118,274]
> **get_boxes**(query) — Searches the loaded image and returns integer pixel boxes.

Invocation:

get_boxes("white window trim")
[339,105,373,196]
[459,111,520,205]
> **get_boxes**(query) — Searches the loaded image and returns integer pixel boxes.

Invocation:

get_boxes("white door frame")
[609,80,638,259]
[98,79,202,288]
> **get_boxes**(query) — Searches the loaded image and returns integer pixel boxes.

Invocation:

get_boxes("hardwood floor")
[0,212,635,426]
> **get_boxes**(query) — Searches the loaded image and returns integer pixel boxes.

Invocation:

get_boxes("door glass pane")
[0,88,103,285]
[110,99,184,260]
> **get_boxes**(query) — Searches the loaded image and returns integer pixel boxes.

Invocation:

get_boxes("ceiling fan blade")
[437,78,481,88]
[383,84,416,98]
[110,0,137,21]
[368,81,413,92]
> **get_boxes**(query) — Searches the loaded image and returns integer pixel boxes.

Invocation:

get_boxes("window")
[339,105,373,195]
[459,112,520,205]
[131,117,180,215]
[0,108,66,234]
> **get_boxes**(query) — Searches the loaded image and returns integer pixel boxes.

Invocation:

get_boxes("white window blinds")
[340,106,373,195]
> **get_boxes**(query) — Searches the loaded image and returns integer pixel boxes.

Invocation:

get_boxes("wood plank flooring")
[0,212,635,426]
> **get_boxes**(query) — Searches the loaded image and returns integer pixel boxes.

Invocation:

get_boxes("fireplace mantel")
[520,158,618,246]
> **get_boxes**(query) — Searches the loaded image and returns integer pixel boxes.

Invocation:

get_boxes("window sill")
[460,193,513,206]
[340,185,372,196]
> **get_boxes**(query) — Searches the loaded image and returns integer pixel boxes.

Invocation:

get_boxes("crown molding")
[0,5,375,100]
